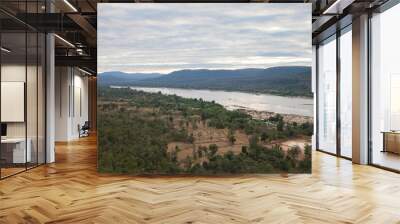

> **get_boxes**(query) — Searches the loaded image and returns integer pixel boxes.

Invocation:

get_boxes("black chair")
[79,121,90,138]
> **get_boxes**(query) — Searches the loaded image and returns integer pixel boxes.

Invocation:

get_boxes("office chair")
[79,121,90,138]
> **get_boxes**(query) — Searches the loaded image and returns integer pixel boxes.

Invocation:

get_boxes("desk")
[382,131,400,154]
[1,138,31,164]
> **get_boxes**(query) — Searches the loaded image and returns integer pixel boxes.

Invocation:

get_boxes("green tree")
[228,129,236,145]
[261,132,268,142]
[277,120,284,131]
[184,156,192,170]
[208,144,218,158]
[241,146,248,154]
[187,133,195,144]
[287,146,300,160]
[197,148,203,158]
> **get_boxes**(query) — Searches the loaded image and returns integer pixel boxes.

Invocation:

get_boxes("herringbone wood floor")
[1,135,400,224]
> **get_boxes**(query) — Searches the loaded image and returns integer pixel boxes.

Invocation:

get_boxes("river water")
[126,87,313,117]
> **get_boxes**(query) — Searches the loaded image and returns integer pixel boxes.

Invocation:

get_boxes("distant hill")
[98,66,312,97]
[98,71,162,86]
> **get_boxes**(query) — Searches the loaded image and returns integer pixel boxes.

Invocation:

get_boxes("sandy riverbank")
[238,109,313,124]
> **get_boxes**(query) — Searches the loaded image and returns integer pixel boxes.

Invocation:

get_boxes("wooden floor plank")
[0,135,400,223]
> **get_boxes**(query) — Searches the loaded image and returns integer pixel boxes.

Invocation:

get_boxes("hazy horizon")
[98,4,311,74]
[100,65,311,75]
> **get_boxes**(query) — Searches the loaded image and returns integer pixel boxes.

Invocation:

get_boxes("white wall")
[1,82,25,122]
[1,63,46,164]
[1,64,41,138]
[55,67,89,141]
[55,66,70,141]
[1,64,26,139]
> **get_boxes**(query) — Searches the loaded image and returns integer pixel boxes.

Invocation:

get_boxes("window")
[317,35,337,154]
[370,3,400,171]
[339,26,352,158]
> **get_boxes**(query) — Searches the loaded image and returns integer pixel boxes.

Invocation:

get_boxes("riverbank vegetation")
[98,87,312,174]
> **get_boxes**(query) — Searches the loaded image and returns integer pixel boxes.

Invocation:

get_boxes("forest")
[98,87,312,174]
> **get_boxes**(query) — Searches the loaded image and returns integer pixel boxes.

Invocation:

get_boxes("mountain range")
[98,66,312,97]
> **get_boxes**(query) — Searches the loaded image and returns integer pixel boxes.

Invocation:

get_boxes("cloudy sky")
[98,4,311,74]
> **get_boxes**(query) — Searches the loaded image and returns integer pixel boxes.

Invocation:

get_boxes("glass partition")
[0,3,46,179]
[27,31,38,169]
[317,35,337,154]
[37,32,45,165]
[1,31,28,177]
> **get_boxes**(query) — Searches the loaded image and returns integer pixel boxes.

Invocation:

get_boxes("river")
[125,87,314,117]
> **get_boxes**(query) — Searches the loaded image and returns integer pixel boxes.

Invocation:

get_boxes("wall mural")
[97,3,313,175]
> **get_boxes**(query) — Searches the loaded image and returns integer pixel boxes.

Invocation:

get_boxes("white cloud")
[98,3,311,73]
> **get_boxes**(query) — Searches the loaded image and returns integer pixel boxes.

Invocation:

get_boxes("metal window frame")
[315,22,353,161]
